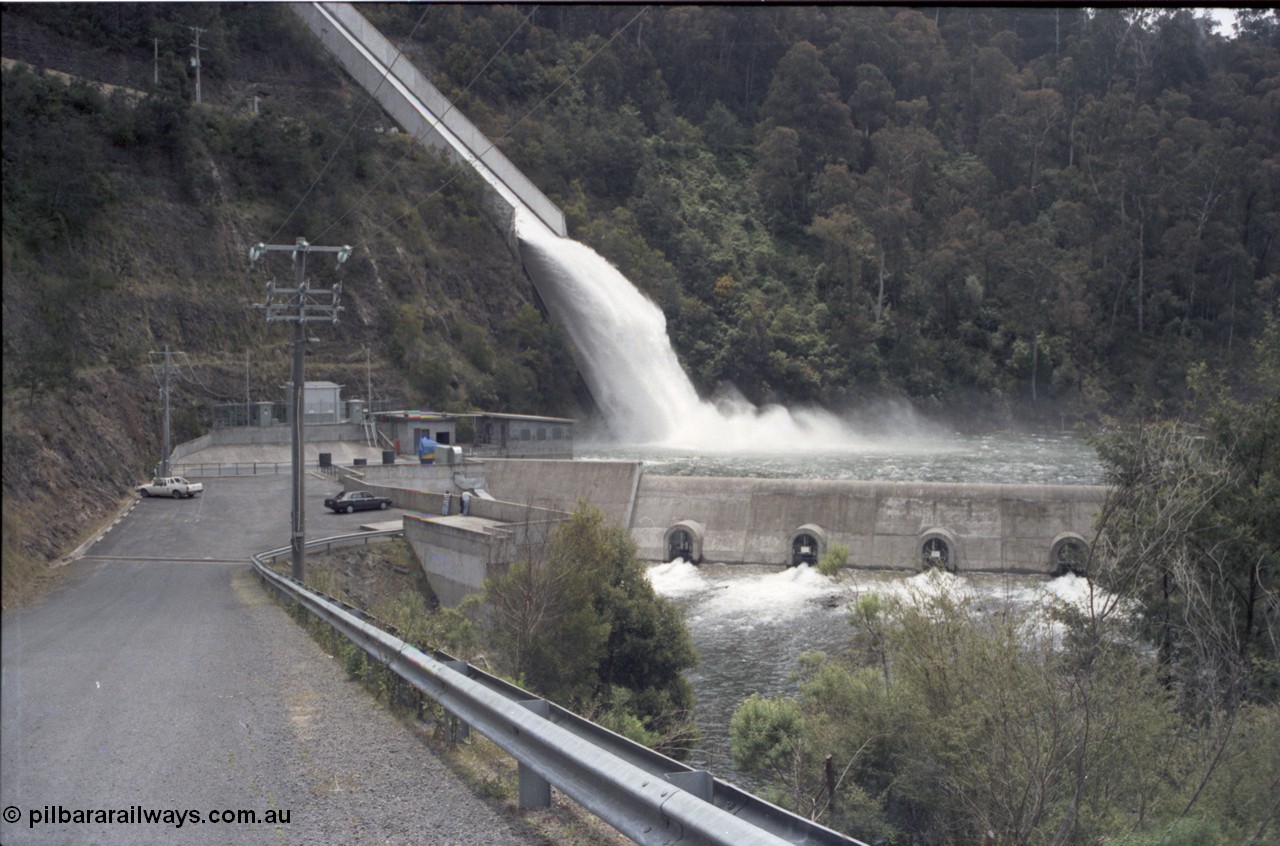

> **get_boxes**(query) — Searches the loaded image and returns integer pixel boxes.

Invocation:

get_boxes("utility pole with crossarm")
[251,237,351,582]
[187,25,207,104]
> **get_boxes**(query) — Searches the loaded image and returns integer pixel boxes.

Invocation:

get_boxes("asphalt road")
[1,473,544,845]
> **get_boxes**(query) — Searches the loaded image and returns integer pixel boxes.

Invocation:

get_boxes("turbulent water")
[513,207,1110,786]
[583,436,1104,784]
[649,561,1111,783]
[516,209,919,450]
[580,431,1105,486]
[594,435,1108,785]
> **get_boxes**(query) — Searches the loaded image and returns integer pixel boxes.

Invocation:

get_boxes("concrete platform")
[411,514,506,534]
[359,519,406,533]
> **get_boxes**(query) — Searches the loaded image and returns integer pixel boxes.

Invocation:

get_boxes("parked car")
[324,490,392,513]
[137,476,204,498]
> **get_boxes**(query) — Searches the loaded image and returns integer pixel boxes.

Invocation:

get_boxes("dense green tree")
[724,331,1277,843]
[731,573,1279,844]
[1091,324,1280,709]
[377,5,1280,419]
[758,41,859,176]
[6,0,1280,441]
[483,504,698,753]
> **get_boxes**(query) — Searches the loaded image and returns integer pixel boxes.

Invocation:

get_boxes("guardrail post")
[518,699,552,809]
[443,660,471,744]
[666,770,714,803]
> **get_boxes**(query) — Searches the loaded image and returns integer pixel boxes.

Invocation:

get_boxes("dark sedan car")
[324,490,393,513]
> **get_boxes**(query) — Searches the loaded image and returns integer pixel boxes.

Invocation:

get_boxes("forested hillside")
[3,5,1279,593]
[380,5,1278,420]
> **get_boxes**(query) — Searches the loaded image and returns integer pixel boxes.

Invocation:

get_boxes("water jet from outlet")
[515,210,935,452]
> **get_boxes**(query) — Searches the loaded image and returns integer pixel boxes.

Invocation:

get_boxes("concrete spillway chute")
[292,3,566,243]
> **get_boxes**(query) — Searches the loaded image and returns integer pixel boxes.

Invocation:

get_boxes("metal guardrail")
[174,461,291,477]
[252,533,866,846]
[255,530,402,568]
[174,460,370,478]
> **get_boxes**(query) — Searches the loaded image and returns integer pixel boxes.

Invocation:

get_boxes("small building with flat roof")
[374,410,458,456]
[373,410,574,459]
[467,412,575,459]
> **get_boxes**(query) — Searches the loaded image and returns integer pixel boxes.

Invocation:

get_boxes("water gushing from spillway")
[515,210,919,449]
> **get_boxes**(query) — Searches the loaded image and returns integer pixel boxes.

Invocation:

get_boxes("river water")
[517,205,1111,783]
[582,433,1106,783]
[578,429,1106,486]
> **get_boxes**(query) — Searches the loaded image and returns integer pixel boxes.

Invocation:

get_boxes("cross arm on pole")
[249,241,353,265]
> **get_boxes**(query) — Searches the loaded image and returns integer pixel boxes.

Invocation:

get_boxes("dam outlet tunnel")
[1050,532,1090,577]
[665,520,706,564]
[919,528,960,572]
[789,524,829,567]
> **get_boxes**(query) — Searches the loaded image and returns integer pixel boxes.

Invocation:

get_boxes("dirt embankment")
[298,538,436,614]
[2,370,159,609]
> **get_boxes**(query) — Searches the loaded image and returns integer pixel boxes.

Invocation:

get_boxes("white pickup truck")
[136,476,204,498]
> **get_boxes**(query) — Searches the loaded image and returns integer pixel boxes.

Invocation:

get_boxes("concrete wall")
[350,462,464,493]
[198,422,365,448]
[403,512,562,608]
[169,424,367,468]
[363,457,1107,601]
[480,458,644,527]
[347,466,567,525]
[404,515,495,607]
[631,475,1104,573]
[478,459,1106,575]
[171,433,214,463]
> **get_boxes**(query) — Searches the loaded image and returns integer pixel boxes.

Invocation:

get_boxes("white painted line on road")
[58,498,139,567]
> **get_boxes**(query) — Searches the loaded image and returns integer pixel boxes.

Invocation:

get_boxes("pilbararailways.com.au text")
[5,804,292,829]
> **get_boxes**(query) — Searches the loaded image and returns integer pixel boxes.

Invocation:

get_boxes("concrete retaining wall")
[170,424,365,463]
[208,422,365,446]
[403,513,562,607]
[479,459,1106,575]
[348,463,461,493]
[404,515,496,607]
[358,457,1107,599]
[170,433,214,463]
[344,463,567,525]
[480,458,644,527]
[631,475,1104,573]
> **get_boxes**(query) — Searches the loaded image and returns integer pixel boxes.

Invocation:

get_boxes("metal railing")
[173,461,291,477]
[251,532,865,846]
[255,530,401,568]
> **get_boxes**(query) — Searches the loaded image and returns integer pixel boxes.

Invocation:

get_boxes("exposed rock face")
[0,7,566,606]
